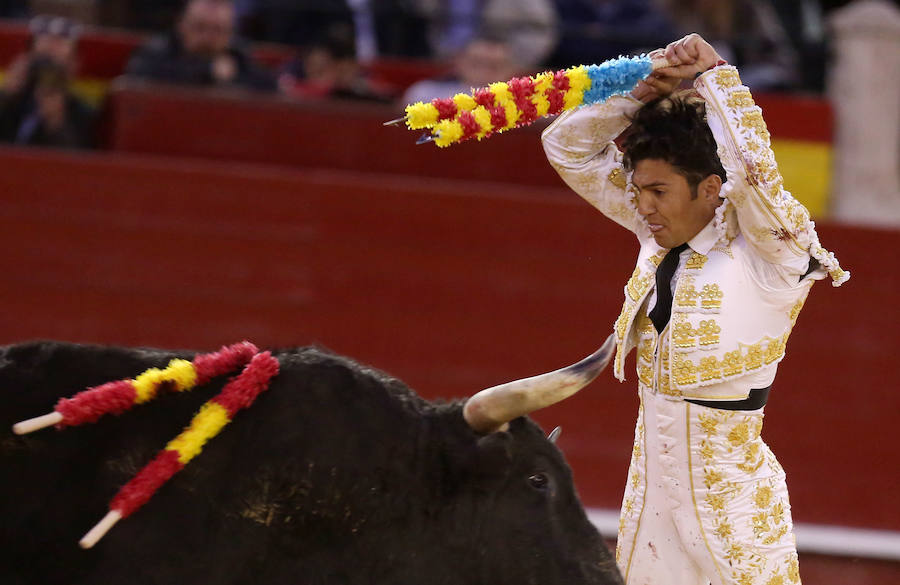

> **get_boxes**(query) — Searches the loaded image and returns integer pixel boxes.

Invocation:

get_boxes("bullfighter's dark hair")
[622,91,727,196]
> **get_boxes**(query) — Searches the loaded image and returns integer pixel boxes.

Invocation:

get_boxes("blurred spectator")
[279,22,394,102]
[401,33,518,104]
[769,0,827,91]
[125,0,276,91]
[0,15,95,149]
[416,0,558,68]
[237,0,354,46]
[0,0,27,18]
[548,0,677,68]
[661,0,800,90]
[238,0,430,60]
[1,14,81,96]
[342,0,431,60]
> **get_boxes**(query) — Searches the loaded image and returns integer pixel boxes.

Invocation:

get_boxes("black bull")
[1,341,623,585]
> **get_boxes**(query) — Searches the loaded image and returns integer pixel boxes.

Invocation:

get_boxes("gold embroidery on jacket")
[670,335,791,390]
[710,244,734,258]
[740,109,771,143]
[686,252,708,270]
[638,364,653,386]
[715,68,741,88]
[699,356,723,381]
[615,300,631,341]
[726,89,753,109]
[697,320,722,347]
[648,250,666,267]
[722,350,743,377]
[626,267,652,301]
[699,284,724,310]
[743,343,765,371]
[674,276,698,309]
[673,354,698,386]
[672,315,696,349]
[607,167,627,190]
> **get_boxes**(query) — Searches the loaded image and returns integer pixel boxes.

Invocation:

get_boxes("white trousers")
[615,387,802,585]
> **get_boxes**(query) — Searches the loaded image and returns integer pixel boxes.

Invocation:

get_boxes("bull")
[1,338,622,585]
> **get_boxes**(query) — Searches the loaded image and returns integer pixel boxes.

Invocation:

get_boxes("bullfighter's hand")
[654,33,723,81]
[631,49,682,103]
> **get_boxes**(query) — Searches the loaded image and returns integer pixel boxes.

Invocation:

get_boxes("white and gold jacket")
[542,65,849,401]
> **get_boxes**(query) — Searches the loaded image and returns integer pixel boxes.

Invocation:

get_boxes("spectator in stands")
[401,33,518,104]
[1,15,81,96]
[0,15,95,149]
[278,22,394,102]
[416,0,558,69]
[660,0,800,90]
[0,56,96,149]
[125,0,276,91]
[238,0,430,60]
[237,0,354,46]
[0,0,27,18]
[548,0,677,68]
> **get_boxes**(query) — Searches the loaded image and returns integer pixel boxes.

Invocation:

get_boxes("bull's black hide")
[0,341,622,585]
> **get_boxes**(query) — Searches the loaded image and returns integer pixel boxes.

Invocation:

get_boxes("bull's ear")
[472,431,513,473]
[548,426,562,443]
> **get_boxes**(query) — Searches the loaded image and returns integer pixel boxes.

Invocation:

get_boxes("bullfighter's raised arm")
[691,62,849,285]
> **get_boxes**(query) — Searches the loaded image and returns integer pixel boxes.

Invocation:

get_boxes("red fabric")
[55,380,136,427]
[212,352,279,418]
[111,448,184,517]
[192,341,258,385]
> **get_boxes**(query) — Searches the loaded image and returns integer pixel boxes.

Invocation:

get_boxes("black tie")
[649,243,689,333]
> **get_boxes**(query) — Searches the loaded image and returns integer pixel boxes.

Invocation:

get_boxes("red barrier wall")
[1,146,896,537]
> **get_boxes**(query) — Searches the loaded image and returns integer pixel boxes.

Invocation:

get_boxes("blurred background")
[1,0,898,583]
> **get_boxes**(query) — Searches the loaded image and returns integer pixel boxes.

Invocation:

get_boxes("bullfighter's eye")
[528,473,549,490]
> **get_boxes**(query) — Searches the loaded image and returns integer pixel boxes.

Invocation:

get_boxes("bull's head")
[463,333,616,434]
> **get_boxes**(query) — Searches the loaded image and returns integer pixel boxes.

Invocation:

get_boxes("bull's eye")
[528,473,549,490]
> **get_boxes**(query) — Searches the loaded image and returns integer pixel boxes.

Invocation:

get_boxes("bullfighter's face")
[632,158,722,249]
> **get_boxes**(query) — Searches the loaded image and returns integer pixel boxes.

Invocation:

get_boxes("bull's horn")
[463,333,616,433]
